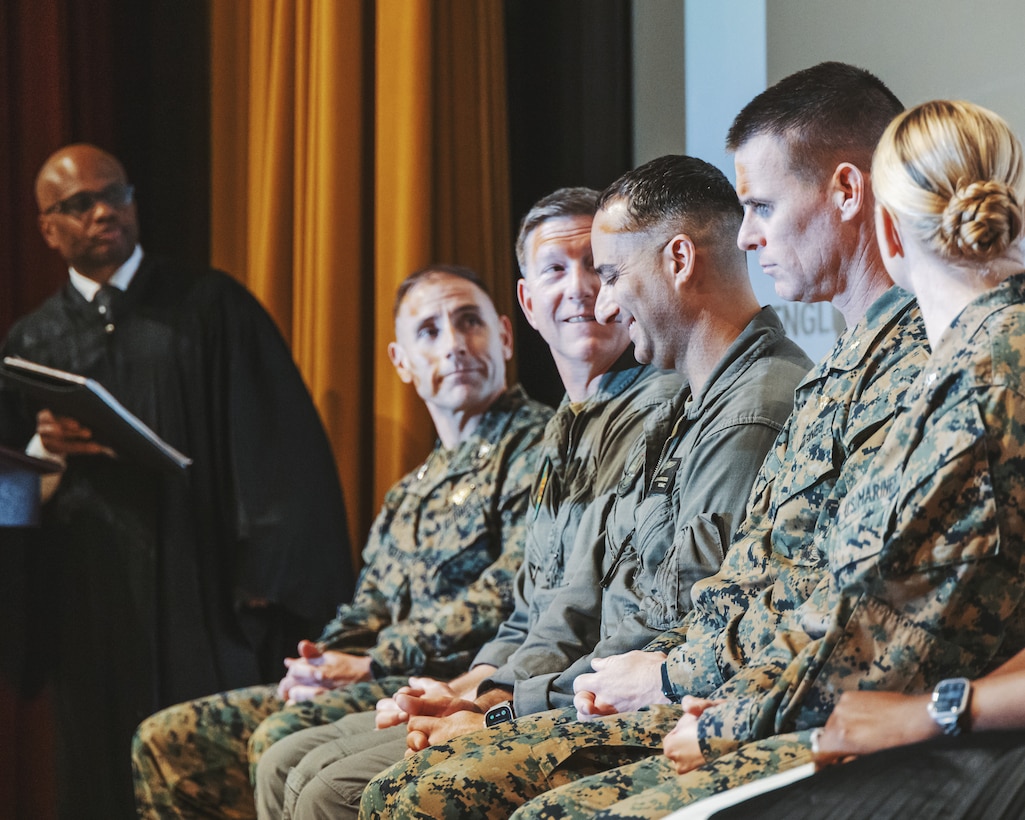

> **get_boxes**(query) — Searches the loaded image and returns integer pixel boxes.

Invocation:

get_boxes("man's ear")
[387,341,413,384]
[877,206,904,261]
[38,214,60,250]
[498,314,514,361]
[664,234,696,285]
[516,278,538,329]
[831,162,866,222]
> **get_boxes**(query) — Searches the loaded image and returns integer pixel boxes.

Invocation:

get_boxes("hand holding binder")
[36,407,118,459]
[1,356,192,472]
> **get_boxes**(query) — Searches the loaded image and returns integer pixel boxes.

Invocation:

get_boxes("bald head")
[35,144,139,282]
[36,144,128,211]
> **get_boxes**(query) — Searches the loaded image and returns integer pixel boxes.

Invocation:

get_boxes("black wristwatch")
[661,661,682,704]
[484,700,516,728]
[927,677,971,735]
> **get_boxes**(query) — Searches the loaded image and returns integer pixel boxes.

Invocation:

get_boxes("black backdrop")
[504,0,634,405]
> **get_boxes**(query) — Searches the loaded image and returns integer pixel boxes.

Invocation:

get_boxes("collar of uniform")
[446,385,532,471]
[941,270,1025,345]
[682,306,785,417]
[817,286,918,378]
[910,270,1025,412]
[552,351,652,418]
[68,244,143,301]
[593,352,655,404]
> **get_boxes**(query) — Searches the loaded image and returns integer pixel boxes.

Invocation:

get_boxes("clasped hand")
[374,677,465,729]
[379,680,489,756]
[573,650,669,721]
[662,696,724,774]
[277,639,372,704]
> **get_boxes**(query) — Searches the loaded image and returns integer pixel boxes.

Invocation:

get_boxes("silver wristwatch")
[927,677,971,735]
[484,700,516,728]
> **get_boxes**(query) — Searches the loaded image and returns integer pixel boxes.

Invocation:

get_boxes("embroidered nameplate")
[650,457,681,495]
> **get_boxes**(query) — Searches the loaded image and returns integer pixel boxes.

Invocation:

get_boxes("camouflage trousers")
[132,677,406,819]
[516,731,814,820]
[359,704,680,819]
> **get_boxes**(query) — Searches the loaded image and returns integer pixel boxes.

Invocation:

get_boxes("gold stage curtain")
[209,0,512,559]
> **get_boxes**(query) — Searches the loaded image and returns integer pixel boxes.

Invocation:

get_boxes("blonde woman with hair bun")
[872,99,1025,344]
[683,101,1025,820]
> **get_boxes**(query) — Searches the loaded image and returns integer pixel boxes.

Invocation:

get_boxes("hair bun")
[939,180,1023,261]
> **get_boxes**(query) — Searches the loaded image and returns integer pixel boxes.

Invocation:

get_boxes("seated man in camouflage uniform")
[657,94,1025,820]
[251,186,682,817]
[358,62,931,820]
[130,264,554,818]
[357,153,812,819]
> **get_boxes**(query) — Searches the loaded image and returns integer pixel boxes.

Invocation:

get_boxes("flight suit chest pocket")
[648,512,728,631]
[629,486,679,631]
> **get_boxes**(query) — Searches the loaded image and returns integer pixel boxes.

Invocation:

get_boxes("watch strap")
[661,661,682,704]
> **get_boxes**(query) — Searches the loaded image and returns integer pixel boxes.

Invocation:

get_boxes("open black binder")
[1,356,193,472]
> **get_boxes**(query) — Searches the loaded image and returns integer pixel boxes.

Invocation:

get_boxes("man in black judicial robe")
[0,144,355,819]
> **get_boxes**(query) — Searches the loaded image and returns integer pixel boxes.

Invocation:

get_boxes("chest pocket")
[419,483,492,596]
[829,400,995,588]
[628,485,679,632]
[646,512,728,632]
[881,400,997,577]
[769,403,842,566]
[526,467,576,591]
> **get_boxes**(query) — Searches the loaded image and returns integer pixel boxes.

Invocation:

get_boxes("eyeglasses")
[43,183,135,218]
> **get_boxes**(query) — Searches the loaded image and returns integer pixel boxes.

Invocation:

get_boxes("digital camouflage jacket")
[316,386,551,679]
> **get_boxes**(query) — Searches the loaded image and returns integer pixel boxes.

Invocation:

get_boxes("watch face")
[485,703,514,728]
[933,679,969,714]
